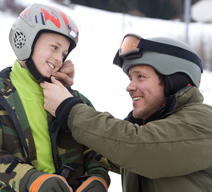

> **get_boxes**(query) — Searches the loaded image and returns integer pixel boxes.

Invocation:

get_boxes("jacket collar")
[125,85,202,125]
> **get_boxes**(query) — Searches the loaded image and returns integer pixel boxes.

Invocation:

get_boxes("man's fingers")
[51,76,63,85]
[40,77,62,90]
[53,72,73,87]
[63,60,74,67]
[40,81,49,89]
[51,60,75,87]
[60,60,75,78]
[59,65,74,74]
[60,60,74,73]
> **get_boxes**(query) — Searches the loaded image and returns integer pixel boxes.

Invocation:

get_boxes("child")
[0,3,110,192]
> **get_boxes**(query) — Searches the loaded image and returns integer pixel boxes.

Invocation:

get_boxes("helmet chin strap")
[25,59,52,82]
[164,73,193,97]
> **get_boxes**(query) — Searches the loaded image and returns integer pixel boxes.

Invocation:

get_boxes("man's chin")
[132,111,141,119]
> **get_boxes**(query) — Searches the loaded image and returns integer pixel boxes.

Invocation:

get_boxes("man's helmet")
[113,34,203,96]
[9,3,79,61]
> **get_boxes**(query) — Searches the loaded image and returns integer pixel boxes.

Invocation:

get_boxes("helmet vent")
[13,30,26,49]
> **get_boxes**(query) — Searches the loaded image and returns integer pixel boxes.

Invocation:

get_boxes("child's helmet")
[9,3,79,61]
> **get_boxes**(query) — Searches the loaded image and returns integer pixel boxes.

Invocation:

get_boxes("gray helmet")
[120,36,202,88]
[9,3,79,61]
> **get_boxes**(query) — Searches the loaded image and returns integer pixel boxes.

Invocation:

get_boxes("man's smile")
[132,97,144,102]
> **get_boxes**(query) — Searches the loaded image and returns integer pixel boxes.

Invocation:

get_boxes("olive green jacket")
[0,67,109,192]
[67,86,212,192]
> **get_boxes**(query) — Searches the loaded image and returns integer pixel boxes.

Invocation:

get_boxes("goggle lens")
[120,35,141,55]
[113,33,202,73]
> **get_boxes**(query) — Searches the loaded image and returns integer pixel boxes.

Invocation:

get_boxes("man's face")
[31,32,70,77]
[126,65,167,120]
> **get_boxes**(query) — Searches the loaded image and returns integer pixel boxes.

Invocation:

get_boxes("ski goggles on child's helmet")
[113,33,203,73]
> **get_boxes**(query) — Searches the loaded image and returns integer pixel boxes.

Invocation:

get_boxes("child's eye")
[52,45,57,50]
[62,53,67,58]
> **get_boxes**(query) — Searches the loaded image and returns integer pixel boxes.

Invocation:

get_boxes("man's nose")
[126,81,137,92]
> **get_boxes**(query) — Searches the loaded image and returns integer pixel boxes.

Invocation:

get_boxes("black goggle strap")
[113,50,123,67]
[113,49,143,68]
[138,39,203,73]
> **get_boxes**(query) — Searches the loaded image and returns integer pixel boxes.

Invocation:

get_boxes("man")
[41,33,212,192]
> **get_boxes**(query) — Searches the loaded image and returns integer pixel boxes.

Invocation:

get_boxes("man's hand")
[40,77,73,116]
[53,60,75,87]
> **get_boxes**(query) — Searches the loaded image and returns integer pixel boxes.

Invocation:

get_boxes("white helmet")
[9,3,79,61]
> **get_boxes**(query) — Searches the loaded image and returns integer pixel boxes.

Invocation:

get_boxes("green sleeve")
[68,103,212,179]
[69,88,94,108]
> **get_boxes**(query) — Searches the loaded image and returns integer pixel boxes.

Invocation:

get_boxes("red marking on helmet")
[40,8,61,28]
[58,9,78,40]
[21,6,31,18]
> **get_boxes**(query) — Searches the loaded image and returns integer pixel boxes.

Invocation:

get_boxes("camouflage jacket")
[0,67,109,192]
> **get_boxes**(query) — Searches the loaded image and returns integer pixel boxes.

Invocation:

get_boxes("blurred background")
[0,0,212,191]
[1,0,212,69]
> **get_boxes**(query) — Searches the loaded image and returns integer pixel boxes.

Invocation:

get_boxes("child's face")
[31,32,70,77]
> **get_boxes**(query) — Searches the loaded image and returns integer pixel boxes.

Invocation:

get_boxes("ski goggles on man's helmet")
[113,33,203,72]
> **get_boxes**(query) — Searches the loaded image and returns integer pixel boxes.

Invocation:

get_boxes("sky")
[1,0,212,191]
